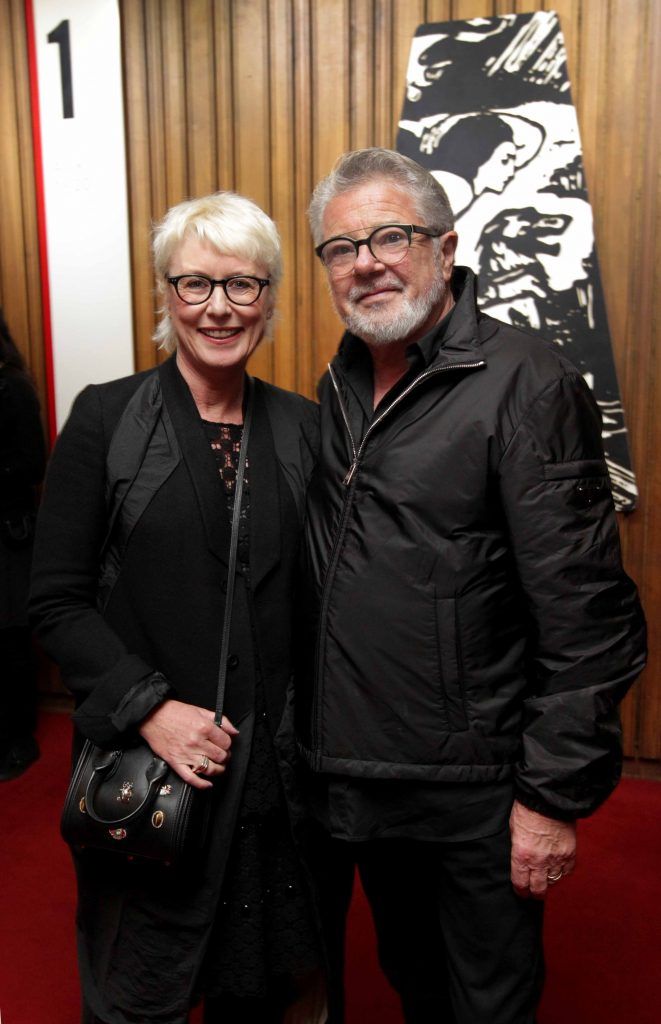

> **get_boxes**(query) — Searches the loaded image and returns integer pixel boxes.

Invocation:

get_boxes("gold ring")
[193,755,210,774]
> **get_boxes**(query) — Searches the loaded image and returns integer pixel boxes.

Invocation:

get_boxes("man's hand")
[510,799,576,899]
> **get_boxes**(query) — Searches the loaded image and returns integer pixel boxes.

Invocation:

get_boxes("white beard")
[339,273,446,346]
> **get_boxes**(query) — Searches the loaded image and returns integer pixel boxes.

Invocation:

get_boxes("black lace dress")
[197,421,319,1000]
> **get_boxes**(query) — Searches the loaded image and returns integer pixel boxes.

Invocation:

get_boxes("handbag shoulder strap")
[214,375,254,726]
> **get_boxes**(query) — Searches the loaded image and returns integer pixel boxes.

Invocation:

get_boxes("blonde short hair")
[152,191,282,352]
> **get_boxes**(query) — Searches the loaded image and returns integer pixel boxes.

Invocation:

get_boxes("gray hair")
[152,191,282,352]
[307,148,455,246]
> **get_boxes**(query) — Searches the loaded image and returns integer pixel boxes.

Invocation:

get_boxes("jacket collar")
[433,266,498,365]
[157,357,281,588]
[334,266,492,380]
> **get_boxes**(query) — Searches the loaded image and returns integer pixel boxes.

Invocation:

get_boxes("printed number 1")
[47,19,74,119]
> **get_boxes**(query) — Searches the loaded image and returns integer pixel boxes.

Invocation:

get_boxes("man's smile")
[349,278,404,305]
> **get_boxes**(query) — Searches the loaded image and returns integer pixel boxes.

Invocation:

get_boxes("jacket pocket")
[435,597,469,732]
[542,458,612,511]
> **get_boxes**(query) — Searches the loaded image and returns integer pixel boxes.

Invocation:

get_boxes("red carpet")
[2,712,660,1023]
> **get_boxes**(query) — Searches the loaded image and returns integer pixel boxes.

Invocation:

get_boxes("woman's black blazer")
[30,354,319,746]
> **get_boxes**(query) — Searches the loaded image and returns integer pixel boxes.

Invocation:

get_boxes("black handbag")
[60,738,210,865]
[60,378,254,866]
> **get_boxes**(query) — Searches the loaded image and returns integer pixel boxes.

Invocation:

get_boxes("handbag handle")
[83,748,170,826]
[213,375,254,727]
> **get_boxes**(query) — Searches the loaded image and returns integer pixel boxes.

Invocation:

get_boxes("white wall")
[30,0,134,428]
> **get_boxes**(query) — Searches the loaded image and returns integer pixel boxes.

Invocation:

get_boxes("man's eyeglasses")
[167,274,270,306]
[315,224,441,276]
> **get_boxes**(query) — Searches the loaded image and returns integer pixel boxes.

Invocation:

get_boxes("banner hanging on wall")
[397,11,637,512]
[26,0,134,434]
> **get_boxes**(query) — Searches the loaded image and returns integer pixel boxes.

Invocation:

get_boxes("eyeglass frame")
[167,274,271,306]
[315,223,442,270]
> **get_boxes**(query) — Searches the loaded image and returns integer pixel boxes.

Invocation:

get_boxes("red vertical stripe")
[24,0,57,445]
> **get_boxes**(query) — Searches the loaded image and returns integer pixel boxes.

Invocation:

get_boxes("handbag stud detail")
[118,781,134,802]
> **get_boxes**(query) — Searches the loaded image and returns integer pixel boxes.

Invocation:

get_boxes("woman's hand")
[138,699,239,790]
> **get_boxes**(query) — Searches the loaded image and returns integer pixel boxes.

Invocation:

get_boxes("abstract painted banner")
[397,11,637,511]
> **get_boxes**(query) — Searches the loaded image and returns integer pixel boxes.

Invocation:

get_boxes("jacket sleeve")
[497,370,646,820]
[29,385,171,745]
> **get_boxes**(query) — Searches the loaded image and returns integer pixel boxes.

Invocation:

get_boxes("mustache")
[347,276,404,302]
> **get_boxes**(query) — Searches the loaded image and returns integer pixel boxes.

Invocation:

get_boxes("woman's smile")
[198,326,243,342]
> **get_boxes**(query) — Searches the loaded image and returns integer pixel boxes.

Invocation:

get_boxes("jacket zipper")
[312,357,485,757]
[330,359,486,485]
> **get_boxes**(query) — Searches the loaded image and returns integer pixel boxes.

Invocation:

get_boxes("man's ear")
[439,231,458,281]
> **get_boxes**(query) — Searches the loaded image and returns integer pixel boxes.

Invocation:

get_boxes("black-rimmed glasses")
[315,224,441,276]
[167,274,270,306]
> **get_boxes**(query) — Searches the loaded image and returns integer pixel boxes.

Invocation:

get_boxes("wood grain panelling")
[185,0,216,197]
[389,3,422,141]
[0,0,45,414]
[291,0,315,390]
[214,0,234,187]
[371,1,393,146]
[161,0,187,205]
[232,0,274,380]
[349,2,374,147]
[597,0,647,751]
[5,0,660,760]
[611,0,661,761]
[121,1,154,370]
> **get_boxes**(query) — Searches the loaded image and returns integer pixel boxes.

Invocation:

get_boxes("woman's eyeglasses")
[168,274,270,306]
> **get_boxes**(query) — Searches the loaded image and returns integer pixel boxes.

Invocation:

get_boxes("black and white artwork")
[396,11,637,511]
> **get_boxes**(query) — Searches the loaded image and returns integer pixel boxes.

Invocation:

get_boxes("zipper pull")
[343,460,358,486]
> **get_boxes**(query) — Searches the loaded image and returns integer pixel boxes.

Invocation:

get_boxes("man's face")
[320,180,457,347]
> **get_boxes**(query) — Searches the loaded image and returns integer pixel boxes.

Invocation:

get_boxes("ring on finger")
[547,870,563,883]
[192,754,210,774]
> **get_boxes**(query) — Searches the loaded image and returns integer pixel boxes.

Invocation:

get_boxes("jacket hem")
[301,748,514,783]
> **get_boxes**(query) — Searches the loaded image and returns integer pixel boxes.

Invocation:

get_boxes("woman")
[30,192,323,1024]
[0,308,46,780]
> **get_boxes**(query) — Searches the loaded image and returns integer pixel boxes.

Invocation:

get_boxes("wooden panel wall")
[5,0,660,762]
[0,0,45,397]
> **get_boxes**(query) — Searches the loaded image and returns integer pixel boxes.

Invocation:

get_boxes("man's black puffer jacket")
[296,268,646,821]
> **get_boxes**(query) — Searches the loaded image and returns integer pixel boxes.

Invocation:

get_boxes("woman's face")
[473,141,518,196]
[166,236,272,381]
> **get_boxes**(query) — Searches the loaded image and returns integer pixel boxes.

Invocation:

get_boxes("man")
[295,148,646,1024]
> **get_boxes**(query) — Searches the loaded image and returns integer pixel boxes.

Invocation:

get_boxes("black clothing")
[304,306,513,842]
[297,267,646,831]
[312,825,544,1024]
[200,420,318,999]
[30,356,319,1024]
[297,264,645,1023]
[0,366,46,766]
[0,368,46,541]
[306,769,514,842]
[202,988,290,1024]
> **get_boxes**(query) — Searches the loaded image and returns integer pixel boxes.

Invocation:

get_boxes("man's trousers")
[312,824,545,1024]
